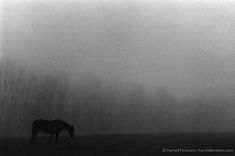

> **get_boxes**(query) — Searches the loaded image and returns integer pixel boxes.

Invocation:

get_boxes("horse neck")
[65,124,72,130]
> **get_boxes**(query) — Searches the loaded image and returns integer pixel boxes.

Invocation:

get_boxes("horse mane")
[53,119,73,128]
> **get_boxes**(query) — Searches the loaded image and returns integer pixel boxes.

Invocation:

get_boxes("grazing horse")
[31,119,74,144]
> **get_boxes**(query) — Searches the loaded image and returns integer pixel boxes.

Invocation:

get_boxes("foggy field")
[2,0,235,135]
[2,0,235,155]
[1,133,235,156]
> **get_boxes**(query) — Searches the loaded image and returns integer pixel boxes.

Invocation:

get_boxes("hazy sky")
[2,0,235,97]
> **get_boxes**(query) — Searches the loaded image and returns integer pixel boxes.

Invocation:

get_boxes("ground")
[1,133,235,156]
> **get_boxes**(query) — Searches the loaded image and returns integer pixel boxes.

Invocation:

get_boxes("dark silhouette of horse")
[31,119,74,144]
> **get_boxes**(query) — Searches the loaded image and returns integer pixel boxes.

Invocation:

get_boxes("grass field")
[1,133,235,156]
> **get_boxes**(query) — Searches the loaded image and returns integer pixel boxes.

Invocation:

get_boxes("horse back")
[32,119,56,133]
[32,119,70,133]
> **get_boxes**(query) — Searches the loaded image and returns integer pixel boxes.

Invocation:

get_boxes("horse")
[31,119,74,144]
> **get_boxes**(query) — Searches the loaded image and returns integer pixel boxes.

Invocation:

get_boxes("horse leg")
[31,130,38,144]
[34,131,39,144]
[31,129,36,144]
[30,133,34,144]
[55,131,60,144]
[47,133,54,144]
[31,128,35,144]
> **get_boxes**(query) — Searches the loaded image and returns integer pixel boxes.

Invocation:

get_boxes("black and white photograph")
[1,0,235,155]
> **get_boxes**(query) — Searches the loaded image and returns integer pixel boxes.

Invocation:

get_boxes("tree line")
[0,59,233,137]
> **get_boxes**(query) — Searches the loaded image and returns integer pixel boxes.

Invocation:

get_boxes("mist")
[1,0,235,136]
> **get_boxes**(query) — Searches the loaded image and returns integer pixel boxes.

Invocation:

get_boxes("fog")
[1,0,235,136]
